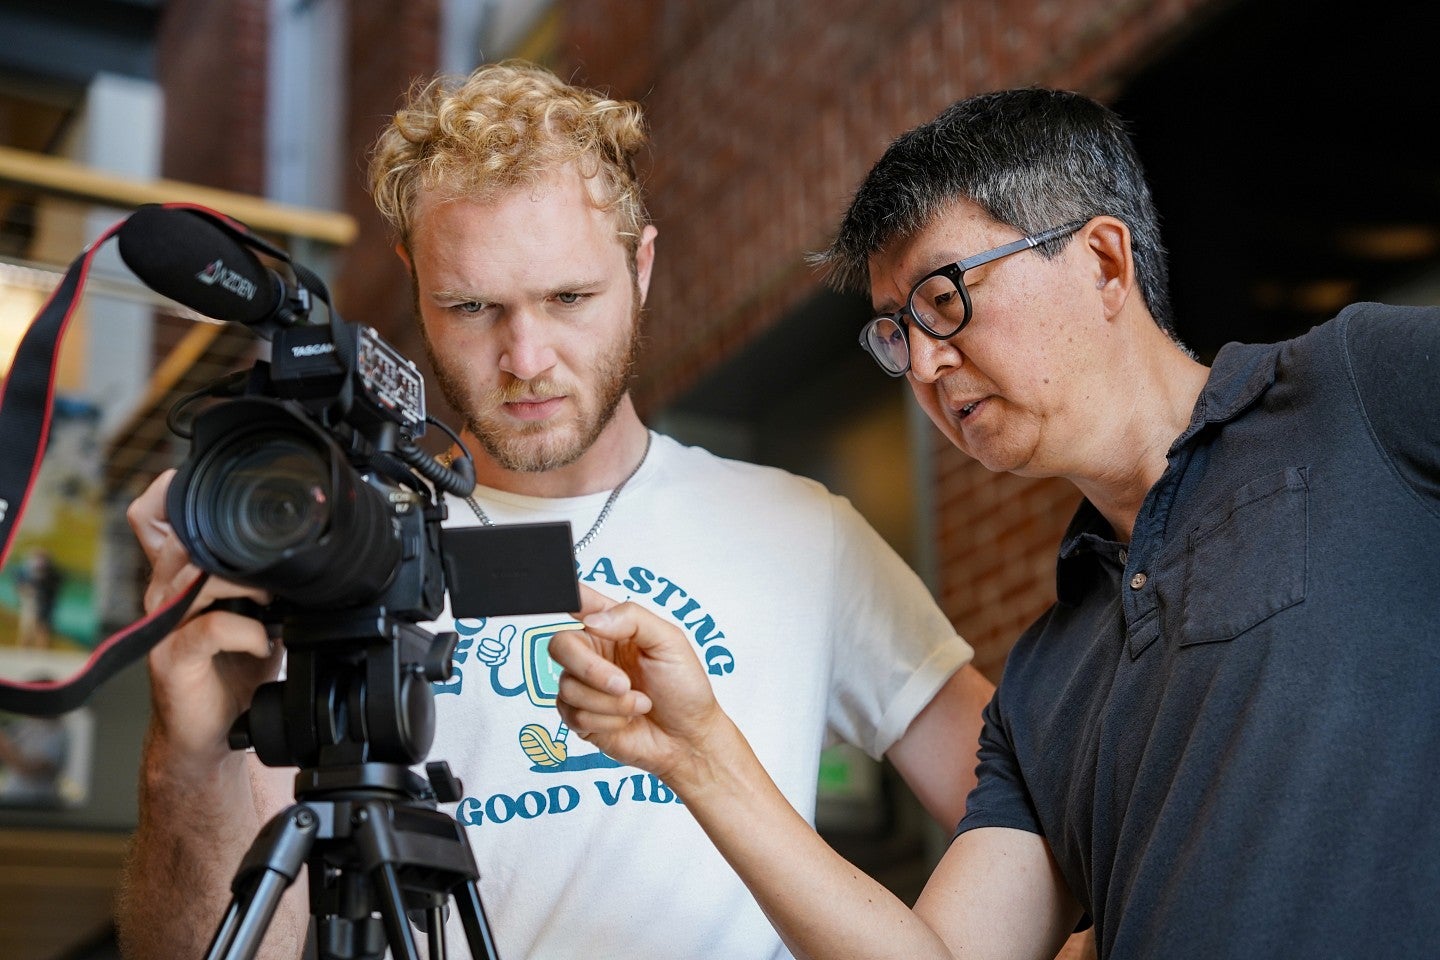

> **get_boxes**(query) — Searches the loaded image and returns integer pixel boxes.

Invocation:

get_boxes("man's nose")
[906,324,961,383]
[499,311,559,380]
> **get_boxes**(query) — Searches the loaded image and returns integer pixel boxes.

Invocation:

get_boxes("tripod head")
[204,603,490,960]
[234,607,458,782]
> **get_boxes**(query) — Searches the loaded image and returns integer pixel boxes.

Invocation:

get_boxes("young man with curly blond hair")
[117,61,994,960]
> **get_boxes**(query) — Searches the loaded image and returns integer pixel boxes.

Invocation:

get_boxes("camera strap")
[0,218,121,564]
[0,573,208,716]
[0,203,263,716]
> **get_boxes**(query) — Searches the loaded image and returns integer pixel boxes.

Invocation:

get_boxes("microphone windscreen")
[118,205,282,325]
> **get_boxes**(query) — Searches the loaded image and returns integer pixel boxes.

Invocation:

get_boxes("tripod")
[203,608,501,960]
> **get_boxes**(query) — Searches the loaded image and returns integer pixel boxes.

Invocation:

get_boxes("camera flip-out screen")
[442,521,581,619]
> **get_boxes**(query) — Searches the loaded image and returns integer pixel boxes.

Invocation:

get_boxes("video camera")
[119,204,470,622]
[114,203,578,772]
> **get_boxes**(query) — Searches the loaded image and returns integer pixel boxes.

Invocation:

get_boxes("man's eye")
[555,292,582,305]
[454,301,485,314]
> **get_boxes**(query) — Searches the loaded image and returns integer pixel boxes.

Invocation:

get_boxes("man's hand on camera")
[127,469,282,768]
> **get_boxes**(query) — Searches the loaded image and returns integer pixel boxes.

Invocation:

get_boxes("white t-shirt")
[426,432,972,959]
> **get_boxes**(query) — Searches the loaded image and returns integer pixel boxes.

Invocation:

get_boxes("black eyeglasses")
[858,219,1089,376]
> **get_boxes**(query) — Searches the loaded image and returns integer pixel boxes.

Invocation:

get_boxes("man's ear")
[394,242,413,271]
[1085,217,1135,317]
[634,224,659,304]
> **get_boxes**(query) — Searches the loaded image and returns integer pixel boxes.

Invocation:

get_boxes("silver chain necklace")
[461,432,652,553]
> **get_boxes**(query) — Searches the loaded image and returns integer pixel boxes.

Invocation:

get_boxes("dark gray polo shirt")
[958,303,1440,959]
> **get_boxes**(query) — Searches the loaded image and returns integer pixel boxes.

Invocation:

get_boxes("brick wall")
[155,0,452,437]
[335,0,442,412]
[155,0,269,194]
[559,0,1220,676]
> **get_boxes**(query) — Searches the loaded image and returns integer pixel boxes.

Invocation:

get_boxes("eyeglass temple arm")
[957,219,1089,271]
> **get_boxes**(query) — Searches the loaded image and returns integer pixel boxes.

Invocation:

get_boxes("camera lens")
[206,437,332,569]
[169,398,405,608]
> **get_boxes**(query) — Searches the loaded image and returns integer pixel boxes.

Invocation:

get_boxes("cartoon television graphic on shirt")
[452,617,623,772]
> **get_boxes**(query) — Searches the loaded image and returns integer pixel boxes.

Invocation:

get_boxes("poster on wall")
[0,394,103,652]
[0,394,103,807]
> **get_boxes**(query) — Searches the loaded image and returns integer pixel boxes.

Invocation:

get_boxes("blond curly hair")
[369,60,649,252]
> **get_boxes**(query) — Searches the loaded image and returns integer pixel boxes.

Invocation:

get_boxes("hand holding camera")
[127,468,280,771]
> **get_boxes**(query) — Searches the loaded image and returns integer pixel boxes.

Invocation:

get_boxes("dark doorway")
[1115,0,1440,360]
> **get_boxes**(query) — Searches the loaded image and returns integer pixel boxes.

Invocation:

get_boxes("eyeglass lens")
[863,317,909,374]
[862,272,970,375]
[910,273,968,337]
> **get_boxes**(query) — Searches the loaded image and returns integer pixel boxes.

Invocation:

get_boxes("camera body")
[164,321,467,769]
[166,321,446,622]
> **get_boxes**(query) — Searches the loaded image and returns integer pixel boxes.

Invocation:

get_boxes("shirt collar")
[1053,338,1283,605]
[1056,502,1115,605]
[1168,339,1281,453]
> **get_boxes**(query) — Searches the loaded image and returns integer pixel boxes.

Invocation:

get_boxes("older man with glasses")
[551,86,1440,960]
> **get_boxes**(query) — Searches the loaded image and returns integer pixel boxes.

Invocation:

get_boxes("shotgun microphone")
[117,204,305,329]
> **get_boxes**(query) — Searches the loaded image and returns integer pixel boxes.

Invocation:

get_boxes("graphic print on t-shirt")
[447,616,620,772]
[434,551,738,776]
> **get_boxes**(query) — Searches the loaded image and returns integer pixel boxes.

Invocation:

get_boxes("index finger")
[549,626,634,697]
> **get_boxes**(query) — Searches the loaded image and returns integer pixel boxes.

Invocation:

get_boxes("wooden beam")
[0,144,357,247]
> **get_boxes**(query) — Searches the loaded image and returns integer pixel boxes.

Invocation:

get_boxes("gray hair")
[816,88,1177,336]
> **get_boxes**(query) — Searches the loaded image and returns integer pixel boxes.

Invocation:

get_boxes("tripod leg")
[423,906,448,960]
[371,861,422,960]
[205,804,318,960]
[454,880,503,960]
[206,872,295,960]
[338,797,501,960]
[391,879,500,960]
